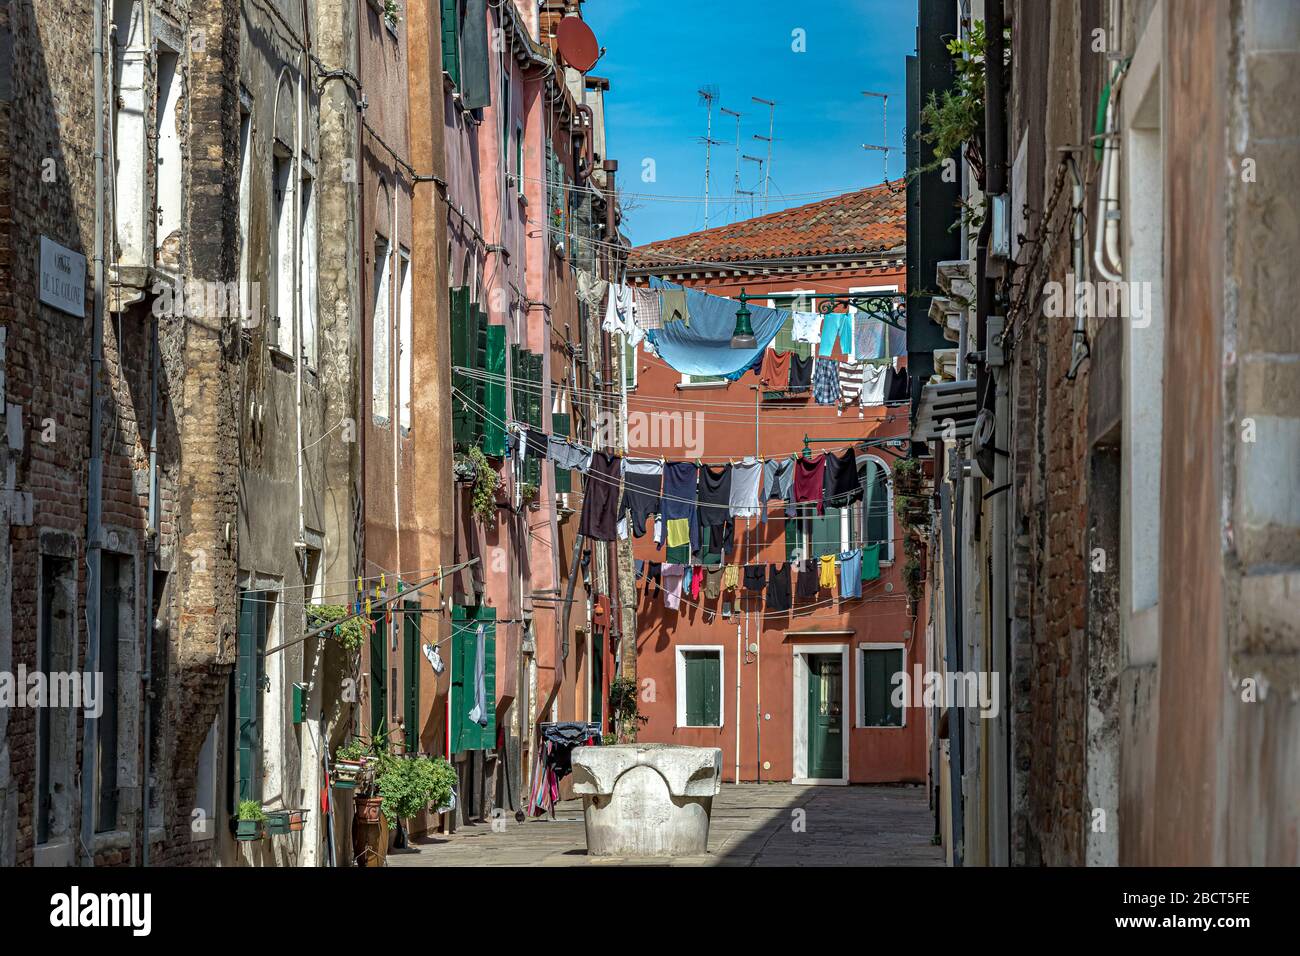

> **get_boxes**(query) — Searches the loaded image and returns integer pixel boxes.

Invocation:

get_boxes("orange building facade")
[625,184,930,785]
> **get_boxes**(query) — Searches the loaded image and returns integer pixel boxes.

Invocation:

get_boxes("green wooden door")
[403,601,421,751]
[807,653,843,779]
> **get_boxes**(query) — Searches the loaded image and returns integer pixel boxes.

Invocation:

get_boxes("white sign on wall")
[39,235,86,318]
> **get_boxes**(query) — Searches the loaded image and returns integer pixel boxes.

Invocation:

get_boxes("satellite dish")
[556,17,600,73]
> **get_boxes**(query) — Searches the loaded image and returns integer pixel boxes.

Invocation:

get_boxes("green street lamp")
[730,291,756,348]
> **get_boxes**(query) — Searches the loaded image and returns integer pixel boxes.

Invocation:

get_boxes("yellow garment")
[819,554,838,590]
[666,518,691,548]
[723,564,740,591]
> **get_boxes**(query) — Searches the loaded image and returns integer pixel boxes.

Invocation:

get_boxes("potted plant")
[333,736,370,790]
[376,754,458,837]
[236,800,266,842]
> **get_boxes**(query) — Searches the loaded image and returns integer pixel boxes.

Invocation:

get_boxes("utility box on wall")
[292,683,307,724]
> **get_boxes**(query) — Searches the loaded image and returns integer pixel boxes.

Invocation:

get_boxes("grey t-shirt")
[729,457,762,518]
[548,436,593,473]
[760,456,796,523]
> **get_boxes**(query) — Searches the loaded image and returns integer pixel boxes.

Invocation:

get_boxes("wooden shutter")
[684,651,720,726]
[483,324,507,457]
[440,0,461,86]
[402,602,421,751]
[525,352,544,485]
[450,286,476,449]
[811,507,842,559]
[450,604,497,753]
[369,613,388,742]
[862,648,903,727]
[865,460,888,548]
[236,590,262,803]
[552,411,571,493]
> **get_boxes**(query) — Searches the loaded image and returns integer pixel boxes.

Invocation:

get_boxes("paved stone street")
[387,783,943,867]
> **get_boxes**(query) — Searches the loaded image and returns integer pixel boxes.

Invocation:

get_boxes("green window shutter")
[440,0,461,87]
[552,411,571,493]
[811,507,842,559]
[450,604,496,753]
[864,460,889,548]
[684,651,720,726]
[784,516,799,561]
[483,324,507,457]
[450,287,476,450]
[370,613,388,742]
[403,602,421,751]
[525,352,544,485]
[237,590,264,803]
[863,648,903,727]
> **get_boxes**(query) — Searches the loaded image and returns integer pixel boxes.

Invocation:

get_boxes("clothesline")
[453,364,910,418]
[454,387,903,489]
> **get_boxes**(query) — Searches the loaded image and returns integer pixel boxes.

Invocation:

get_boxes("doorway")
[792,644,849,784]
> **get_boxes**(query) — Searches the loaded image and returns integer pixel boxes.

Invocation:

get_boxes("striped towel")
[839,362,865,403]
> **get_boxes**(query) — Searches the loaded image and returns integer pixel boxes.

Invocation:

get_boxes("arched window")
[856,454,893,562]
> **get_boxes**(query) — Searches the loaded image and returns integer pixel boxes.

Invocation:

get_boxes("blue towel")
[645,278,788,377]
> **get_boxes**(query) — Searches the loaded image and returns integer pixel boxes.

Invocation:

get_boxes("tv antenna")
[742,154,765,218]
[860,91,895,182]
[720,107,742,223]
[751,96,776,210]
[697,85,724,229]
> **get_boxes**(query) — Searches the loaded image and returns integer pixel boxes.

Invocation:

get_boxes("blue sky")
[582,0,917,246]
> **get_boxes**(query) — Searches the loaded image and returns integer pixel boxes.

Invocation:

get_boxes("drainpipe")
[80,0,108,867]
[140,311,159,866]
[983,0,1011,867]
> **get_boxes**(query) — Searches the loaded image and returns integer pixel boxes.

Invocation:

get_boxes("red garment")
[793,454,828,514]
[691,566,703,600]
[760,349,792,388]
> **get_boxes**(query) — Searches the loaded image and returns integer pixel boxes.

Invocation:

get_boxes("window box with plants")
[265,809,309,836]
[235,800,266,842]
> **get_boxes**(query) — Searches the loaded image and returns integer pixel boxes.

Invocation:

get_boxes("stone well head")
[571,744,723,858]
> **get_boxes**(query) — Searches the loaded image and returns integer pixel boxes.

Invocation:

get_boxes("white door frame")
[791,643,850,785]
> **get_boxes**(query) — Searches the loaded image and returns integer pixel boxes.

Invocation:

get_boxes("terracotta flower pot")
[351,797,388,867]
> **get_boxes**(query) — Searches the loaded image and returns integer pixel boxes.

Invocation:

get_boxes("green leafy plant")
[382,0,402,28]
[903,556,925,606]
[307,604,366,652]
[913,19,1011,219]
[466,445,499,524]
[375,755,457,830]
[336,737,369,763]
[607,674,648,743]
[519,481,539,504]
[237,799,266,822]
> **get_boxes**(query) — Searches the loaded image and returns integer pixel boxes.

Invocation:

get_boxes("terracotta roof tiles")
[627,180,905,273]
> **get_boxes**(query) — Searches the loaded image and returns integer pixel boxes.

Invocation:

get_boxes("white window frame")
[153,36,184,267]
[192,716,220,841]
[372,234,392,425]
[271,148,296,354]
[237,105,253,325]
[397,247,413,431]
[856,642,907,729]
[767,289,818,354]
[299,167,318,368]
[674,645,725,728]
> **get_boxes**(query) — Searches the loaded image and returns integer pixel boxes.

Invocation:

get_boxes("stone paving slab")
[386,783,944,867]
